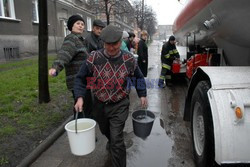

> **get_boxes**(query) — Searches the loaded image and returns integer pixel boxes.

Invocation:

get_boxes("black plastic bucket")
[132,110,155,139]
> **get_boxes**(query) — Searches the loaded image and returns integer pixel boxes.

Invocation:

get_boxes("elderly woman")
[48,14,92,118]
[137,30,148,77]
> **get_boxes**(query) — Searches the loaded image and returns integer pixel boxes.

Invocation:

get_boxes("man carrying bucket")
[74,24,148,167]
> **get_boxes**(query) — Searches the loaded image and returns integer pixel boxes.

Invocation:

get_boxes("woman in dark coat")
[137,30,148,77]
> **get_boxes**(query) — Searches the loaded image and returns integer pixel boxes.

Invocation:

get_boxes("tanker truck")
[173,0,250,166]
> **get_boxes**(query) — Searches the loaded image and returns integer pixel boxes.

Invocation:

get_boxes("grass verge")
[0,55,73,166]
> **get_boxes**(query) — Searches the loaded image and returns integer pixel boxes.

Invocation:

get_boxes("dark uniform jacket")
[85,32,104,53]
[52,32,88,90]
[161,42,180,69]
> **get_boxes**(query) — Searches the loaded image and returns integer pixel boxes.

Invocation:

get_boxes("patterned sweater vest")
[87,50,136,103]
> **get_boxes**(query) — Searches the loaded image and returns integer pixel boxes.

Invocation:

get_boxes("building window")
[32,0,39,22]
[124,16,128,23]
[76,13,83,17]
[87,17,92,31]
[62,20,70,37]
[0,0,16,19]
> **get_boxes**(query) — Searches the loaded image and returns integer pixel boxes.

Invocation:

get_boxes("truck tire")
[191,81,215,167]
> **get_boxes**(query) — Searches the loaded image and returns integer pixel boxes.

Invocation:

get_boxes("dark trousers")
[93,97,130,167]
[158,66,172,86]
[72,89,93,119]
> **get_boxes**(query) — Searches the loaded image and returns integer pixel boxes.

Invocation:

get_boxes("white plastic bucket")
[65,118,96,156]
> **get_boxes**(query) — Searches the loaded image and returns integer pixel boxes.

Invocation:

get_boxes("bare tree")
[88,0,134,25]
[133,0,143,29]
[141,0,144,30]
[38,0,50,103]
[132,0,157,37]
[143,7,157,39]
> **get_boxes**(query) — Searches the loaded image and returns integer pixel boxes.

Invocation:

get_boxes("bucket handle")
[133,108,148,118]
[143,107,148,117]
[75,111,78,134]
[75,110,85,134]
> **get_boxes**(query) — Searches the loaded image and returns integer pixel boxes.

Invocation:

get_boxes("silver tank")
[173,0,250,65]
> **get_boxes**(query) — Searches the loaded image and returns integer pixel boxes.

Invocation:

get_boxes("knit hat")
[122,31,129,39]
[67,15,85,31]
[100,25,123,43]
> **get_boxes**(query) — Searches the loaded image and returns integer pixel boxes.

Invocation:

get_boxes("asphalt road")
[31,40,195,167]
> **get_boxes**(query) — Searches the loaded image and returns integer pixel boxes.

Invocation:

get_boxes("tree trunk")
[107,13,110,25]
[38,0,50,103]
[105,0,110,25]
[141,0,144,30]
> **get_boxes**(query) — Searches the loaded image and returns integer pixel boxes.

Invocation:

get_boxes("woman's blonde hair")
[141,30,148,36]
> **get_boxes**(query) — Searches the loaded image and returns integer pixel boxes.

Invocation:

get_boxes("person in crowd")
[120,31,129,52]
[137,30,148,77]
[126,32,136,53]
[48,14,89,118]
[74,25,148,167]
[85,19,106,53]
[158,35,180,87]
[133,36,140,54]
[84,19,105,118]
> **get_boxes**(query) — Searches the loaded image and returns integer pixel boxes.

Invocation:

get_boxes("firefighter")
[158,35,180,87]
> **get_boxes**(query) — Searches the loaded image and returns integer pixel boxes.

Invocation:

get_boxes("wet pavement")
[31,41,195,167]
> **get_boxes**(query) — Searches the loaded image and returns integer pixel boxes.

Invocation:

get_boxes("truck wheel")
[191,81,215,167]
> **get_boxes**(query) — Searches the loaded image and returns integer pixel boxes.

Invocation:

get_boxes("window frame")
[87,17,92,32]
[62,19,70,37]
[32,0,39,23]
[0,0,16,19]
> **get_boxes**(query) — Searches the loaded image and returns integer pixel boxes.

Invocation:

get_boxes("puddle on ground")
[127,117,174,167]
[126,41,193,166]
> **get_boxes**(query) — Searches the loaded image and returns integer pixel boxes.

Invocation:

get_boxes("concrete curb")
[17,115,74,167]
